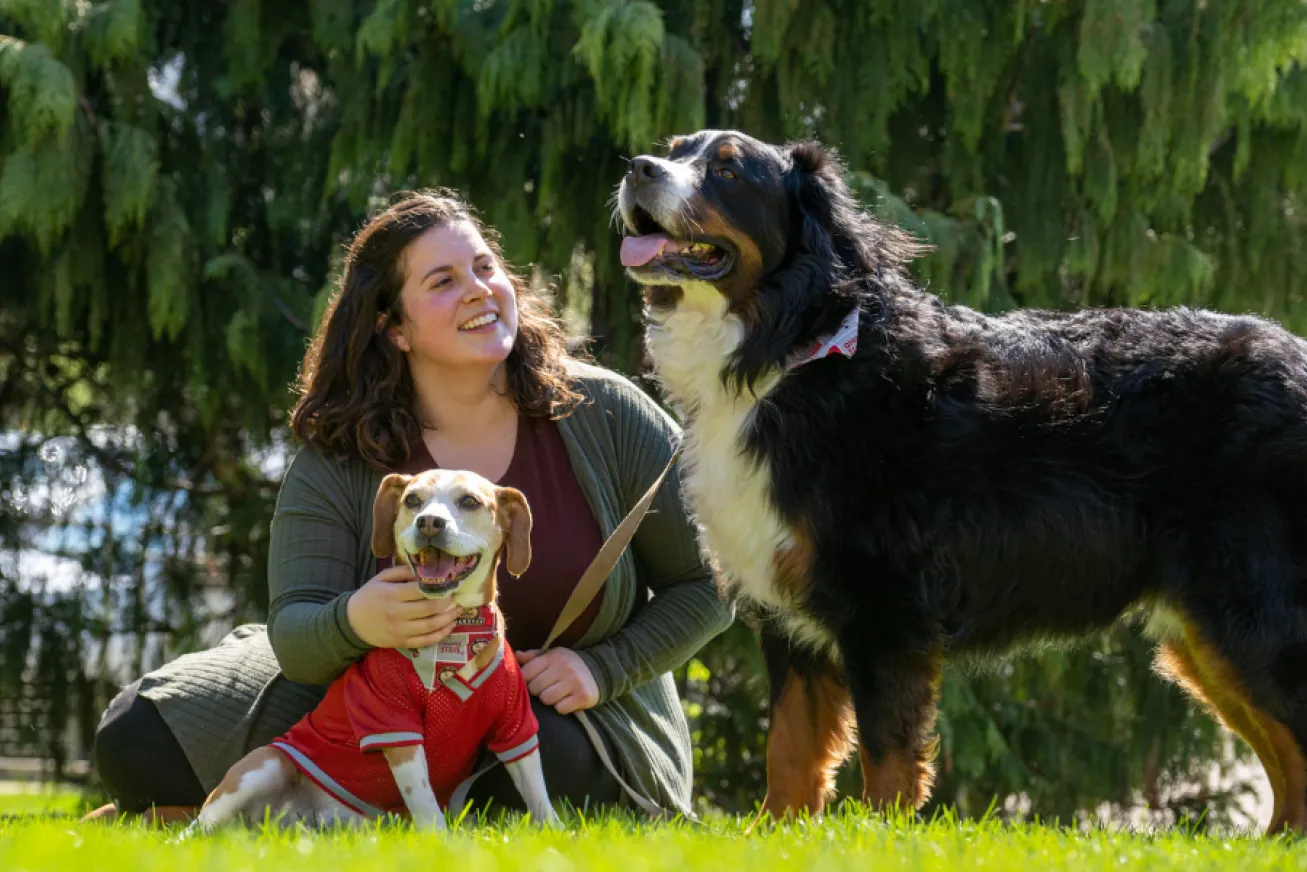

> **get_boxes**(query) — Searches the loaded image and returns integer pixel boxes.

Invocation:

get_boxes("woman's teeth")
[459,313,498,331]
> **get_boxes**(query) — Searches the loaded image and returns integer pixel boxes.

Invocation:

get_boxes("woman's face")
[388,221,519,371]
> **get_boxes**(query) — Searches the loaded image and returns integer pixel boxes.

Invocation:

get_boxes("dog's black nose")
[417,515,446,537]
[628,156,664,185]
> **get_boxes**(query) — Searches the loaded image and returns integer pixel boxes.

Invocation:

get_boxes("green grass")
[0,789,88,818]
[3,792,1306,871]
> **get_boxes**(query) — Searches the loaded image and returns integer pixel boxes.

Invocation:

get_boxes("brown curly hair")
[290,189,584,470]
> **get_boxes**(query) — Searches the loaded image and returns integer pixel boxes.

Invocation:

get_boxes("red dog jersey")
[271,607,539,817]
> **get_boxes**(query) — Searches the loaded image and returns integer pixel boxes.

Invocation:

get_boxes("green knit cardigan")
[137,360,735,815]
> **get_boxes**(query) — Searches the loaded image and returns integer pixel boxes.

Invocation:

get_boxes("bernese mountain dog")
[615,129,1307,834]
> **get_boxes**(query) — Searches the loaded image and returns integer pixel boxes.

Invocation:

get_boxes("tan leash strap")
[539,443,686,819]
[540,444,683,652]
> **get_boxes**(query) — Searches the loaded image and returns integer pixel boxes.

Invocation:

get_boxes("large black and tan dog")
[616,129,1307,834]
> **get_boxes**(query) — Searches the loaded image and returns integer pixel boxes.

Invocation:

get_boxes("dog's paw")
[175,818,209,842]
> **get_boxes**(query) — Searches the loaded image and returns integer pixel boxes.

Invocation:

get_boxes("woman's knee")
[93,682,145,807]
[533,705,620,803]
[93,682,143,778]
[92,680,204,810]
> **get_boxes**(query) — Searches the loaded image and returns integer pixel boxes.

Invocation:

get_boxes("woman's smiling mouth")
[459,312,499,331]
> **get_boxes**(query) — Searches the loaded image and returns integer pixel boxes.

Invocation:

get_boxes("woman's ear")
[387,322,411,353]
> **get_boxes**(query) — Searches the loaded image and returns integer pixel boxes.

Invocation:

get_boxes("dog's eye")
[403,492,422,509]
[715,167,737,181]
[457,494,482,510]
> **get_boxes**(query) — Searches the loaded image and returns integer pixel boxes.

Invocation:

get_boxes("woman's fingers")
[553,693,584,715]
[521,649,599,713]
[391,593,460,621]
[394,595,466,647]
[537,680,571,707]
[519,651,550,682]
[524,657,568,699]
[405,626,457,648]
[404,610,461,639]
[373,564,418,585]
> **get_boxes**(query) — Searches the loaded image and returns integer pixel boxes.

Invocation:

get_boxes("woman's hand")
[516,648,599,714]
[346,565,463,650]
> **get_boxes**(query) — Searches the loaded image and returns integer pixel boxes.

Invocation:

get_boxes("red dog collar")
[406,605,503,693]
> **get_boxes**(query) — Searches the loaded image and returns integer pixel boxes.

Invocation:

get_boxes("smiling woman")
[293,192,579,474]
[85,189,734,827]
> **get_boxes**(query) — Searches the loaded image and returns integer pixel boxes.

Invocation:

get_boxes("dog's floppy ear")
[786,139,925,273]
[494,486,533,577]
[785,139,854,267]
[371,473,411,558]
[726,141,851,392]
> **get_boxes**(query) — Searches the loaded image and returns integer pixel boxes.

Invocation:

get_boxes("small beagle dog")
[191,470,562,832]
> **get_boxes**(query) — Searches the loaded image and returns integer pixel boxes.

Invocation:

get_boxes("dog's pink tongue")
[418,551,457,580]
[621,234,670,267]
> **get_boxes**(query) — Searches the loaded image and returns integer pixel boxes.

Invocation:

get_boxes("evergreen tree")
[1,0,1304,824]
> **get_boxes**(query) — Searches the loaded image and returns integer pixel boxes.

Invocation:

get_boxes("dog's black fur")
[621,130,1307,831]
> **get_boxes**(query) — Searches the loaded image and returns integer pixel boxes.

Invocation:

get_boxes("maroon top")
[380,415,606,651]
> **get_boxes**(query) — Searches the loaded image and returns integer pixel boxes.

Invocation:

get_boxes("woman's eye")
[716,167,736,181]
[458,494,482,509]
[403,493,422,509]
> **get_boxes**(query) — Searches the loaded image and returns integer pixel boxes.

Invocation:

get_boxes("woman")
[88,190,733,822]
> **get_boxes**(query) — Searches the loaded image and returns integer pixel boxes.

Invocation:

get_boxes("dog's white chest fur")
[645,284,835,654]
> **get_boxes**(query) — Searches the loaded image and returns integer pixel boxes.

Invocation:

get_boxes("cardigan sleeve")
[573,377,735,703]
[265,447,373,685]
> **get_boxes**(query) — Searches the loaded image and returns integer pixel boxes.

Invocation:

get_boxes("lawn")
[2,790,1305,871]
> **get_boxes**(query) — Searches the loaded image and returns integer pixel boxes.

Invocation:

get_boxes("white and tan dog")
[190,470,561,832]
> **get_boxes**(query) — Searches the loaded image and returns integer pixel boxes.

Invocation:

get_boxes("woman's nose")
[464,277,493,302]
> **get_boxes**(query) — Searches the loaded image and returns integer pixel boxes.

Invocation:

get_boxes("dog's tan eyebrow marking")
[716,141,742,161]
[666,135,686,152]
